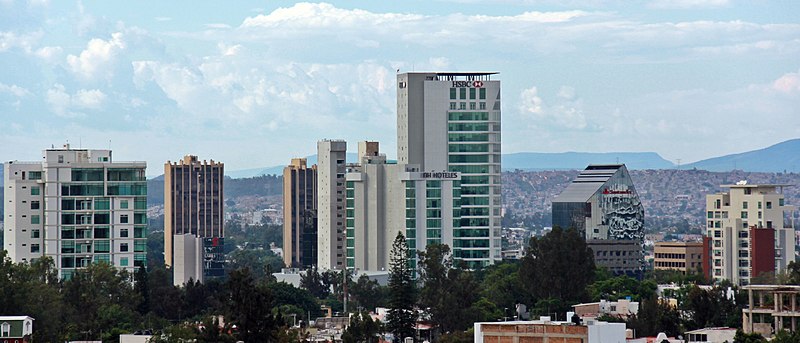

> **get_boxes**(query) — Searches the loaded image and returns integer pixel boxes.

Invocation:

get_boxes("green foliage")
[418,243,481,333]
[588,275,657,302]
[268,281,321,319]
[733,329,766,343]
[301,265,331,299]
[223,268,282,342]
[787,261,800,285]
[478,262,526,310]
[520,226,595,314]
[627,295,680,338]
[386,232,416,343]
[771,329,800,343]
[648,268,709,285]
[226,248,283,281]
[342,312,381,343]
[351,274,389,311]
[682,285,741,330]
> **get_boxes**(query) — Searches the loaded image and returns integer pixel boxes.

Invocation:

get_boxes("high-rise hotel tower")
[397,72,502,268]
[4,145,147,279]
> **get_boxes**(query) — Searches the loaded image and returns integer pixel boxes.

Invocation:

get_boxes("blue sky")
[1,0,799,175]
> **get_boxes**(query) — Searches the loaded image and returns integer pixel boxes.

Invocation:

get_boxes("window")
[29,171,42,180]
[120,243,129,252]
[766,201,772,209]
[450,88,456,99]
[450,102,456,110]
[120,214,129,224]
[30,244,40,253]
[742,201,748,209]
[780,198,785,206]
[120,257,129,266]
[479,102,486,110]
[744,188,751,195]
[1,322,9,337]
[741,211,748,219]
[758,201,762,209]
[469,102,476,110]
[30,201,40,210]
[31,229,40,238]
[459,102,466,110]
[31,215,40,224]
[479,87,486,99]
[31,186,40,195]
[469,88,476,99]
[120,228,129,238]
[120,200,129,209]
[459,88,466,99]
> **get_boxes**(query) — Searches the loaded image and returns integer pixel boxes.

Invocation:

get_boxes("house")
[0,316,34,343]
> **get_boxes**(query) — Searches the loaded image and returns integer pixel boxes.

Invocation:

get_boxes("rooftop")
[553,164,626,203]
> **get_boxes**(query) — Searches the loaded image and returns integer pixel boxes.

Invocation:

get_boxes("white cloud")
[154,17,172,22]
[519,86,587,130]
[520,87,543,114]
[66,32,126,80]
[773,70,800,94]
[649,0,730,9]
[0,83,30,97]
[45,84,106,117]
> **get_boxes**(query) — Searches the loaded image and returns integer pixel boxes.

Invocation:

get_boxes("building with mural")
[552,164,645,277]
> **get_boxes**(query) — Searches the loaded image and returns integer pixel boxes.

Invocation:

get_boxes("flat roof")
[553,165,626,203]
[721,184,792,188]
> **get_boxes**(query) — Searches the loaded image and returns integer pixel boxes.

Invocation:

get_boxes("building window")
[758,201,762,209]
[742,201,748,209]
[450,102,456,110]
[459,102,466,110]
[120,200,129,209]
[120,243,129,252]
[459,88,466,99]
[779,198,785,206]
[469,102,476,110]
[744,188,751,195]
[120,257,129,266]
[31,215,40,224]
[479,87,486,99]
[469,88,476,99]
[30,201,40,210]
[120,228,129,238]
[450,88,456,99]
[30,244,40,253]
[1,322,9,337]
[479,102,486,110]
[31,186,40,195]
[31,229,40,239]
[120,215,129,224]
[741,211,748,219]
[766,201,772,209]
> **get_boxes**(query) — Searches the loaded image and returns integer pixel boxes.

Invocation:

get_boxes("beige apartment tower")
[164,155,224,285]
[706,183,796,285]
[317,140,347,270]
[283,158,317,268]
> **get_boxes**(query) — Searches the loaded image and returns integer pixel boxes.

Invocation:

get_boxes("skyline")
[1,1,799,173]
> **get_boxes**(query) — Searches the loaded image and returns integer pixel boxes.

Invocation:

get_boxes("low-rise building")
[474,317,626,343]
[684,327,737,343]
[742,284,800,338]
[653,240,708,275]
[573,299,639,320]
[0,316,34,343]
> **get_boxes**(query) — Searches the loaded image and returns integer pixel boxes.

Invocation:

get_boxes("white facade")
[706,183,796,285]
[344,142,461,271]
[317,140,347,270]
[397,72,501,268]
[473,318,626,343]
[4,146,147,279]
[173,233,203,286]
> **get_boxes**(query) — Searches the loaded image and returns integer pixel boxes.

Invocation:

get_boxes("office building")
[653,241,708,275]
[164,155,224,285]
[552,164,645,277]
[397,72,501,268]
[705,182,796,285]
[3,145,147,279]
[283,158,317,268]
[317,140,347,270]
[344,142,461,271]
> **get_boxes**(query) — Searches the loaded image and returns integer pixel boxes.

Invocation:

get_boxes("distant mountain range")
[684,139,800,173]
[225,139,800,178]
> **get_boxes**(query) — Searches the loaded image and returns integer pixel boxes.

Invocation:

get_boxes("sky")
[1,0,799,175]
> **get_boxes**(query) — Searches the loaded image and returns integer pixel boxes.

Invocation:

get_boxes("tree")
[300,265,330,299]
[520,226,595,314]
[479,262,525,311]
[733,329,765,343]
[627,295,680,338]
[418,243,480,333]
[386,232,416,343]
[223,268,281,342]
[351,274,389,312]
[342,312,381,343]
